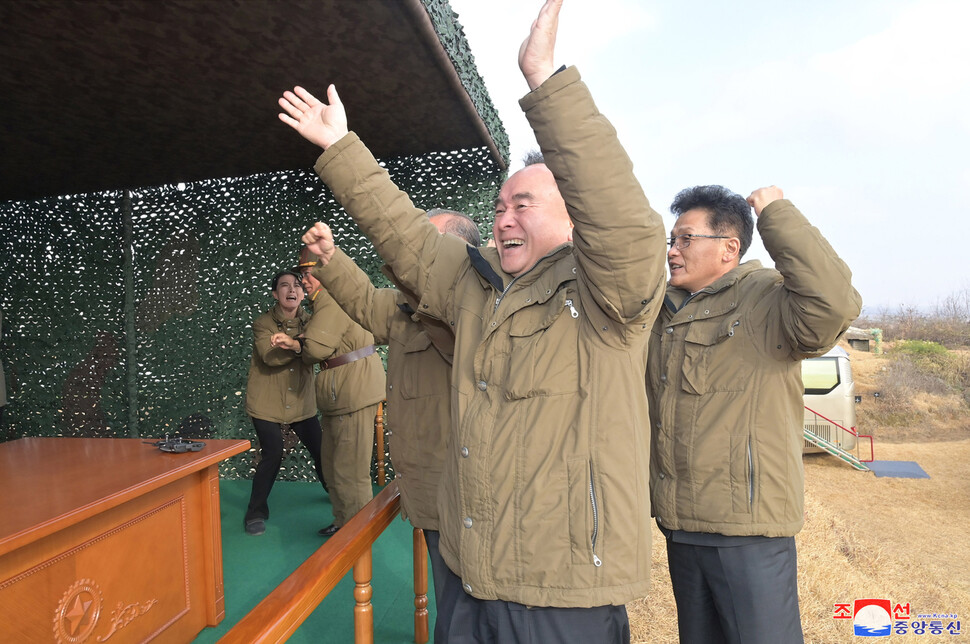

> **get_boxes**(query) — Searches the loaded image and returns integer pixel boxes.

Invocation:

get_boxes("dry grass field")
[628,345,970,643]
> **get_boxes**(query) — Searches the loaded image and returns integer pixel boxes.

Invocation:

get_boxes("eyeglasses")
[667,233,730,250]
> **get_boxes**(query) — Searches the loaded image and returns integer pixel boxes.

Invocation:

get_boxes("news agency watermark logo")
[833,599,961,637]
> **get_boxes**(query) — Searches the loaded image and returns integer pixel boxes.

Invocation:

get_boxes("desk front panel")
[0,469,218,643]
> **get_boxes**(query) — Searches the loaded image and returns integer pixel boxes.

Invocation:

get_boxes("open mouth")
[502,239,524,249]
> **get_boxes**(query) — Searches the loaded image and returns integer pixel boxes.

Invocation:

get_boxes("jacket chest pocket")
[681,316,751,394]
[504,290,580,400]
[399,333,448,400]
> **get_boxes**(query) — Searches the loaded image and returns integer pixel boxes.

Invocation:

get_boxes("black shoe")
[318,523,339,537]
[245,518,265,536]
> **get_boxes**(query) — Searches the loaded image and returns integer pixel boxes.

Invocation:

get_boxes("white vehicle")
[802,346,860,454]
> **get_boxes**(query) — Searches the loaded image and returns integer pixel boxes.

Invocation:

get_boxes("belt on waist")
[321,344,376,370]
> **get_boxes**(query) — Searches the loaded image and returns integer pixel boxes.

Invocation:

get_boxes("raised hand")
[518,0,564,91]
[278,85,348,150]
[301,222,336,265]
[747,186,784,217]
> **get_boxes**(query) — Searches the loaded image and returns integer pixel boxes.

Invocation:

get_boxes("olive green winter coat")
[301,288,385,416]
[647,200,862,537]
[245,304,316,424]
[314,250,453,531]
[313,66,667,608]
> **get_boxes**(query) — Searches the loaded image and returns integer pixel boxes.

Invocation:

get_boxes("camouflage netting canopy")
[0,0,509,481]
[0,0,508,201]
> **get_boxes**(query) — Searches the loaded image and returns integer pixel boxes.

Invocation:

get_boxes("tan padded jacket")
[648,200,862,537]
[244,304,316,424]
[302,288,385,417]
[315,250,452,531]
[313,66,667,607]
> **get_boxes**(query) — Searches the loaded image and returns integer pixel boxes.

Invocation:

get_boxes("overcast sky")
[447,0,970,313]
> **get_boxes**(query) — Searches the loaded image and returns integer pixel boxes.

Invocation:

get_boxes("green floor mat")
[194,479,434,643]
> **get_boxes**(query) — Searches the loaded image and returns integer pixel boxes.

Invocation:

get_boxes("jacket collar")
[665,259,764,312]
[271,303,309,326]
[381,265,456,358]
[467,242,574,294]
[467,245,506,291]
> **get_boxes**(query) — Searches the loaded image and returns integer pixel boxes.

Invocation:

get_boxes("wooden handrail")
[218,481,403,644]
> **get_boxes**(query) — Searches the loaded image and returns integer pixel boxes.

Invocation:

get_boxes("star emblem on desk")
[54,579,102,643]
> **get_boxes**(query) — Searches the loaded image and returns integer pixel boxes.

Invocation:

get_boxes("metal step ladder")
[804,427,870,471]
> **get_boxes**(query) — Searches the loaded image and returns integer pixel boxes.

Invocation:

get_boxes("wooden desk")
[0,437,250,643]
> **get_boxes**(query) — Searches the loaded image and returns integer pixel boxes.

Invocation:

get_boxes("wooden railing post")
[413,528,429,643]
[218,482,401,644]
[375,401,386,486]
[354,550,375,644]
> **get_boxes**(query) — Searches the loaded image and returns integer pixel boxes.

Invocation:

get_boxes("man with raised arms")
[279,1,667,640]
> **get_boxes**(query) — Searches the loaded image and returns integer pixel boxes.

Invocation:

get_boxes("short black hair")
[522,149,545,166]
[670,185,754,258]
[427,209,482,247]
[271,270,302,291]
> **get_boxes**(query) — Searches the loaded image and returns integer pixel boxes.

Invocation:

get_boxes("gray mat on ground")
[867,460,930,479]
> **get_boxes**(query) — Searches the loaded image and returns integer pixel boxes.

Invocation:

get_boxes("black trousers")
[245,415,326,522]
[424,530,450,625]
[433,561,630,644]
[666,534,803,644]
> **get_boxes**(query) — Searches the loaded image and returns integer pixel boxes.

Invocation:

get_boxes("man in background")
[273,250,386,537]
[647,184,862,643]
[307,208,479,638]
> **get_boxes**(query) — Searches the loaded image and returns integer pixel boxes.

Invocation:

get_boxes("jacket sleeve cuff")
[518,65,581,113]
[313,131,362,177]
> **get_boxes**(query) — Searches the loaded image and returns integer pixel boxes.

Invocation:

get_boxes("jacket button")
[461,446,469,457]
[463,583,473,593]
[463,517,473,528]
[478,381,487,391]
[388,384,393,390]
[659,472,665,479]
[285,405,291,409]
[660,374,667,382]
[665,327,673,334]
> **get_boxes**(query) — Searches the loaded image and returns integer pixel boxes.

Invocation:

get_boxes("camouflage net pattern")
[0,147,504,481]
[425,0,510,167]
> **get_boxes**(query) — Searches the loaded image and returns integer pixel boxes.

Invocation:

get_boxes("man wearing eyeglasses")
[647,184,861,643]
